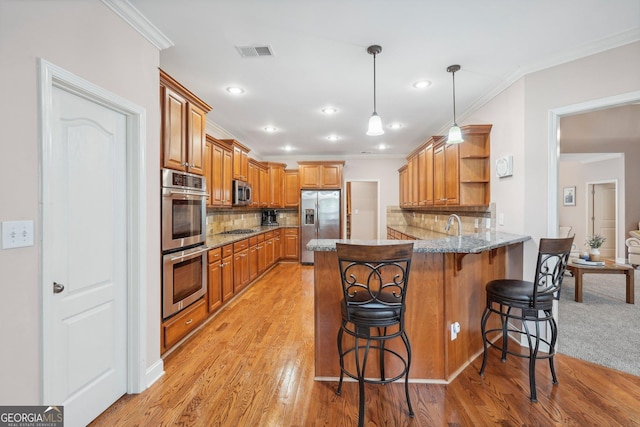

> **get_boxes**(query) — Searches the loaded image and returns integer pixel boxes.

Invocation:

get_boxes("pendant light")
[366,45,384,136]
[446,64,464,144]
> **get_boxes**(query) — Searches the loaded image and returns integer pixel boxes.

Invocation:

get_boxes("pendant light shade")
[366,45,384,136]
[447,64,464,144]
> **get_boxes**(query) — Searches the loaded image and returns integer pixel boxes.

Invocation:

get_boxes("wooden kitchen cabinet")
[259,165,269,208]
[221,244,234,302]
[206,135,233,207]
[398,165,409,208]
[233,239,250,293]
[265,162,286,208]
[249,236,259,282]
[283,228,299,260]
[257,233,266,274]
[284,169,299,207]
[458,124,492,206]
[298,161,344,189]
[248,159,263,208]
[160,69,211,175]
[161,297,207,353]
[265,230,276,267]
[222,139,250,181]
[207,248,222,313]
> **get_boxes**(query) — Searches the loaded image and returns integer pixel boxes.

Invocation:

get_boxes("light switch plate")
[2,220,35,249]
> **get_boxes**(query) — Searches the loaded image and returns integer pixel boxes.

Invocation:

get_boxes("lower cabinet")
[208,248,222,313]
[233,239,250,293]
[249,236,259,282]
[161,298,207,352]
[221,244,234,302]
[283,228,299,260]
[257,234,266,274]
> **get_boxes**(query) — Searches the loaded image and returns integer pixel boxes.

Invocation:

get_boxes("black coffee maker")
[261,209,278,226]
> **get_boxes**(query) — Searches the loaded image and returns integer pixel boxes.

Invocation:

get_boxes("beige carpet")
[558,268,639,377]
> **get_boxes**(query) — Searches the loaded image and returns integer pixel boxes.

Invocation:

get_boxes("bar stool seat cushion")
[486,279,555,304]
[341,291,401,323]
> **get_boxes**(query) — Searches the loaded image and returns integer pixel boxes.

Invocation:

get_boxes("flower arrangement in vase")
[585,234,606,261]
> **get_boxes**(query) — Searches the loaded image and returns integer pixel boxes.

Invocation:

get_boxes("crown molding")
[101,0,173,50]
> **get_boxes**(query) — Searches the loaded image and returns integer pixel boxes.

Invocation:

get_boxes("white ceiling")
[125,0,640,160]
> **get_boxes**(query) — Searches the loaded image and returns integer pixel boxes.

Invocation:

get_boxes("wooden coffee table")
[566,259,634,304]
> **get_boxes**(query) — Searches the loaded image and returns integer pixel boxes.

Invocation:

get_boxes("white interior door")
[589,182,616,259]
[43,85,128,426]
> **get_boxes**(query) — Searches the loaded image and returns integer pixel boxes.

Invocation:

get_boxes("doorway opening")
[345,180,379,240]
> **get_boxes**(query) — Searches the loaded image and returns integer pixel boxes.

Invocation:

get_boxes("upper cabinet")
[221,139,250,181]
[284,169,299,208]
[399,125,491,208]
[205,135,233,207]
[298,161,344,189]
[160,69,212,176]
[265,162,286,208]
[247,158,263,208]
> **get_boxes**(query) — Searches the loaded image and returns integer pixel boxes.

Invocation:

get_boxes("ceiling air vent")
[235,44,274,58]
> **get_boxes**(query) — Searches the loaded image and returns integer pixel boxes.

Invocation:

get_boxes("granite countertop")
[206,225,298,249]
[306,230,531,254]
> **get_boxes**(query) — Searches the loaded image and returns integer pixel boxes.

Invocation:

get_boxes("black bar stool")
[335,242,414,427]
[479,237,574,402]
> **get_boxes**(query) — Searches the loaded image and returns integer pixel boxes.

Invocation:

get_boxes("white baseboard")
[146,358,165,388]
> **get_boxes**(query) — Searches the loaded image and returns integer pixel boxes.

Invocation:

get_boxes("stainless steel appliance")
[232,179,252,206]
[161,168,207,252]
[261,209,278,226]
[161,168,208,319]
[162,245,208,319]
[300,190,341,264]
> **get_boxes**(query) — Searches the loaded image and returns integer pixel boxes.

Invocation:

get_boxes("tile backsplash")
[206,209,299,236]
[386,204,495,236]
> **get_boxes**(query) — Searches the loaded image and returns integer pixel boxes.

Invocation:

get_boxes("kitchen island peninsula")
[309,231,530,383]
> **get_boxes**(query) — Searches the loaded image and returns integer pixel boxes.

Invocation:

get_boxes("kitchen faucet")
[445,214,462,237]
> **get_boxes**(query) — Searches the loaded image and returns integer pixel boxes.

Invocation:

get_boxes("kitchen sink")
[218,229,256,235]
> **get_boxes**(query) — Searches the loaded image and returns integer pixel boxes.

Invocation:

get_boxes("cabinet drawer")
[208,247,221,263]
[163,298,207,350]
[222,244,233,257]
[249,236,258,246]
[265,231,276,239]
[283,228,298,235]
[234,239,249,251]
[258,233,265,242]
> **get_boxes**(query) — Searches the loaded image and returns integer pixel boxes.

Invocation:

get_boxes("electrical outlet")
[474,218,479,228]
[2,220,34,249]
[498,213,505,226]
[450,322,461,340]
[486,218,491,230]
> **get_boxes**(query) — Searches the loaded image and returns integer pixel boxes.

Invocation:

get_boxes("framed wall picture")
[563,186,576,206]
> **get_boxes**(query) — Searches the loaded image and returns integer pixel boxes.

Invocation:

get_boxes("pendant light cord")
[452,69,457,125]
[372,52,377,114]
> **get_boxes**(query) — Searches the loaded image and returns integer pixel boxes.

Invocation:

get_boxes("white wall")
[559,156,625,259]
[0,1,161,404]
[349,181,378,239]
[463,41,640,279]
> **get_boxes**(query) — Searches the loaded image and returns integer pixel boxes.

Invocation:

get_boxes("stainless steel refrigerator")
[300,190,341,264]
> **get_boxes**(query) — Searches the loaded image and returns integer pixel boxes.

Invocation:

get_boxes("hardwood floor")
[91,263,640,426]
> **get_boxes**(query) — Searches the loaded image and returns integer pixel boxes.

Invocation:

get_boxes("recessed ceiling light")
[327,135,339,141]
[389,123,403,129]
[283,145,293,151]
[322,107,338,114]
[412,80,431,89]
[264,126,277,132]
[226,86,245,95]
[378,143,387,150]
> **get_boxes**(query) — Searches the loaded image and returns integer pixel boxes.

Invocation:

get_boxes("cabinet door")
[222,147,233,207]
[299,165,320,188]
[221,255,234,302]
[444,143,459,205]
[161,86,187,172]
[408,155,418,207]
[233,146,249,180]
[233,249,249,292]
[259,167,269,208]
[321,164,342,188]
[257,241,266,274]
[204,140,213,206]
[248,162,260,208]
[269,167,284,208]
[284,171,299,207]
[283,233,299,259]
[265,237,275,267]
[249,244,258,281]
[211,144,224,206]
[274,233,282,262]
[418,145,433,206]
[187,103,206,175]
[208,260,222,313]
[434,145,446,205]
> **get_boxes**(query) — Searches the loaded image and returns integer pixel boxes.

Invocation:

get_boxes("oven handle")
[169,246,209,262]
[164,188,208,198]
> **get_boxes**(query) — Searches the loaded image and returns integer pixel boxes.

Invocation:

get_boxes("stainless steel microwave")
[232,179,252,206]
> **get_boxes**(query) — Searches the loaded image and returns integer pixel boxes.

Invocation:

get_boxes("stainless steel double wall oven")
[161,168,208,319]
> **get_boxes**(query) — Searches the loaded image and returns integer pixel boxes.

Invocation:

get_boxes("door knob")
[53,282,65,294]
